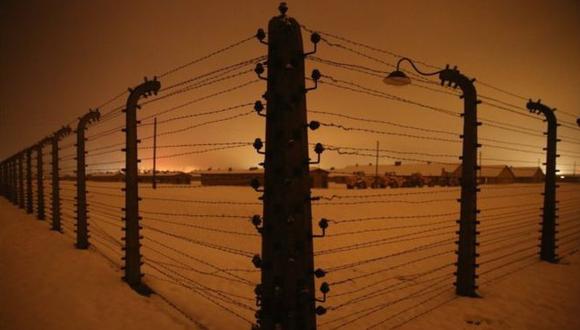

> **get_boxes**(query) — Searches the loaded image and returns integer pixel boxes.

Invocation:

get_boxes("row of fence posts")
[0,3,566,329]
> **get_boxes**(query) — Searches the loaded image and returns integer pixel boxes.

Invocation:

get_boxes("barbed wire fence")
[1,3,580,330]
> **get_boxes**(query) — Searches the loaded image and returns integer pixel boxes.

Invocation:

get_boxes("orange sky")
[1,0,579,174]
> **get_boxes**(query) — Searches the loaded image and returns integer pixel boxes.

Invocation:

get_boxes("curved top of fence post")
[527,99,557,125]
[77,109,101,131]
[126,77,160,109]
[54,125,72,141]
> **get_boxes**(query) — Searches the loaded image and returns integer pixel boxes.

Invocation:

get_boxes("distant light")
[560,175,565,179]
[383,70,411,86]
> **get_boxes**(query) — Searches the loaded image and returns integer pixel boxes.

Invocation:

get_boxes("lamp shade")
[383,70,411,86]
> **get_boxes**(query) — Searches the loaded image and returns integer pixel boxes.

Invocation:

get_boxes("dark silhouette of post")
[2,161,7,199]
[6,158,12,201]
[152,117,157,189]
[0,162,4,198]
[373,141,380,188]
[384,60,480,296]
[6,158,13,204]
[440,66,480,297]
[6,159,11,200]
[76,110,100,249]
[51,126,72,232]
[36,141,49,220]
[4,159,10,201]
[18,153,24,209]
[123,78,160,294]
[5,159,11,201]
[1,162,5,198]
[255,4,319,329]
[5,160,10,200]
[6,158,12,204]
[4,159,9,201]
[6,159,11,202]
[14,157,19,205]
[527,100,558,262]
[11,157,18,205]
[26,149,33,214]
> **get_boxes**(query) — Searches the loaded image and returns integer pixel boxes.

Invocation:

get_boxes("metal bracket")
[256,28,267,45]
[309,143,325,164]
[255,63,267,80]
[312,218,329,238]
[253,138,265,154]
[305,69,321,92]
[315,282,330,302]
[304,32,321,57]
[251,214,263,233]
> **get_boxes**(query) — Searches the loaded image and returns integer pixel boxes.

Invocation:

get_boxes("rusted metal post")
[254,4,320,329]
[26,149,33,214]
[527,100,558,263]
[76,110,100,249]
[439,66,480,297]
[18,153,25,209]
[123,77,160,294]
[51,126,72,232]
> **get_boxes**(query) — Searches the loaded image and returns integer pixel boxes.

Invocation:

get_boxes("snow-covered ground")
[0,198,191,330]
[1,182,579,329]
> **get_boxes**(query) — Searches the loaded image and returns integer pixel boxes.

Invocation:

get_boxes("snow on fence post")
[75,109,100,249]
[439,67,481,297]
[122,77,160,294]
[26,148,33,214]
[51,126,72,232]
[252,3,324,329]
[18,152,25,209]
[527,100,559,263]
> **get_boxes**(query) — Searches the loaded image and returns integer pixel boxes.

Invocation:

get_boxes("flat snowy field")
[1,182,579,329]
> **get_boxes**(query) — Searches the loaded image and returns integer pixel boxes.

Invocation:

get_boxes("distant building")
[310,168,329,188]
[138,172,192,184]
[330,163,459,186]
[199,168,329,188]
[87,172,124,182]
[66,171,194,184]
[200,168,263,187]
[511,167,545,183]
[453,165,515,184]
